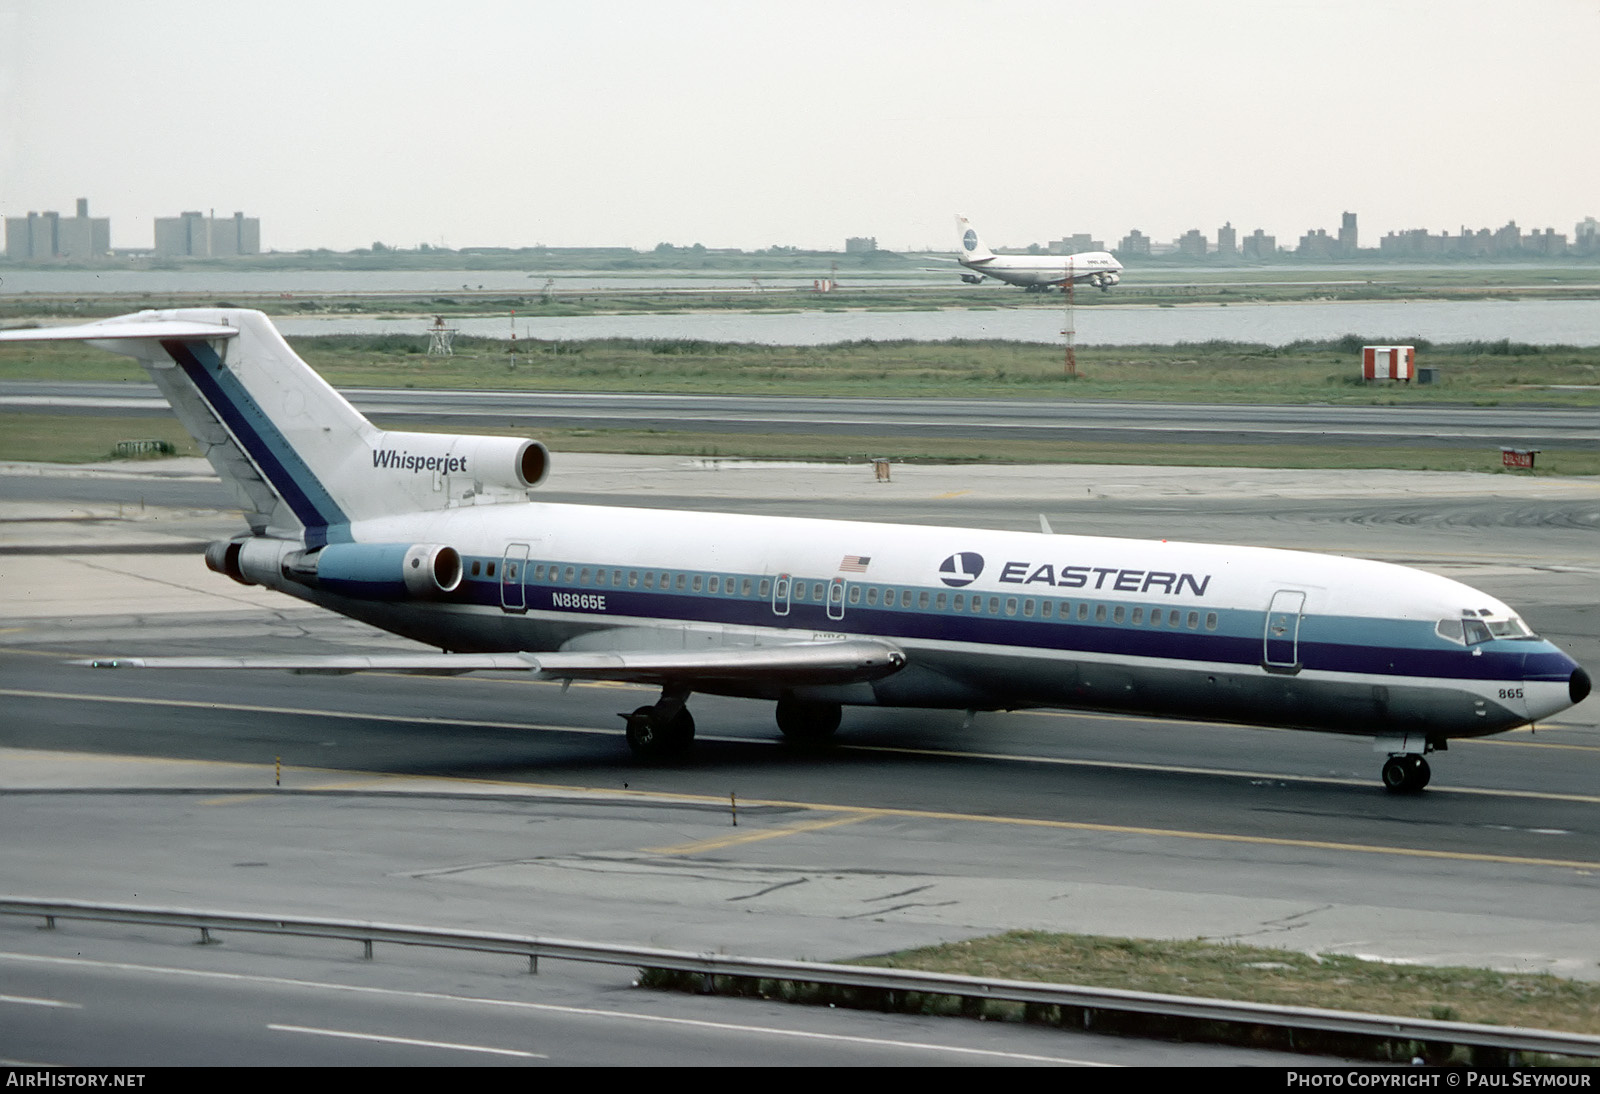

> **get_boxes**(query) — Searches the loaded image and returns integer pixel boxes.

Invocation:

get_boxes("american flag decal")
[839,555,871,572]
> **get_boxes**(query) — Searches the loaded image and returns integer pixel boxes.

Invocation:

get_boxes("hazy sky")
[3,1,1596,253]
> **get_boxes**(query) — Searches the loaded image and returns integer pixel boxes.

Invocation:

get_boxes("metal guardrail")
[4,896,1597,1060]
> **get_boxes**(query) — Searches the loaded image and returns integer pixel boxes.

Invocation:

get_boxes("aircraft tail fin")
[0,309,547,545]
[955,215,995,263]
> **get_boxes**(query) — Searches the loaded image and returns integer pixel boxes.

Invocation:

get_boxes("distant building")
[1176,229,1207,258]
[844,236,877,254]
[1241,229,1276,260]
[1296,227,1341,259]
[1215,222,1237,257]
[1339,211,1358,256]
[154,210,261,257]
[1049,233,1103,255]
[1576,217,1599,256]
[1117,229,1151,257]
[4,198,109,260]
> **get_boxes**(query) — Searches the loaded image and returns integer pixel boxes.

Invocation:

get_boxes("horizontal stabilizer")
[0,319,239,342]
[77,639,907,686]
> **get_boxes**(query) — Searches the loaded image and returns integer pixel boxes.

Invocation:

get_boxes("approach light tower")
[426,315,457,356]
[1062,260,1077,377]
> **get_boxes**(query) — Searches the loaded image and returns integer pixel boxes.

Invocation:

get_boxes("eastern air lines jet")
[0,311,1587,792]
[955,215,1123,292]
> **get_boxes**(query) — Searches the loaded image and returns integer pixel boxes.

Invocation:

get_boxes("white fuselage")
[249,498,1580,740]
[959,249,1123,287]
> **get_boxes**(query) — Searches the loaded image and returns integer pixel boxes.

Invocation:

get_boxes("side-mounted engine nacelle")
[207,537,464,600]
[960,273,987,284]
[1090,271,1120,289]
[307,542,464,600]
[206,536,300,587]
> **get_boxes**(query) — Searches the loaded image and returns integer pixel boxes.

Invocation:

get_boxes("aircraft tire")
[625,705,694,760]
[1381,754,1429,793]
[775,698,842,744]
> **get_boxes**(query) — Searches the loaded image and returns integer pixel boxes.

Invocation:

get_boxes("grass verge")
[640,930,1600,1064]
[6,412,1595,475]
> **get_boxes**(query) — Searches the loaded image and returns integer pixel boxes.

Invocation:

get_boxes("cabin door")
[500,543,530,612]
[1263,589,1305,672]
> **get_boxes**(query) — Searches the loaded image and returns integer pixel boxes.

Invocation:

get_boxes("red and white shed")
[1362,345,1415,381]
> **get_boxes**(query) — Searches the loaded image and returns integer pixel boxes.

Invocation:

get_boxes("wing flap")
[77,639,906,686]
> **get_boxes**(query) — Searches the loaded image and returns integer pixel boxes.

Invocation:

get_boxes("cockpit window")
[1437,614,1537,645]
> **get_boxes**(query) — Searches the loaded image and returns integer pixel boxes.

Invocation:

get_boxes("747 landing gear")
[1381,753,1431,793]
[621,686,695,761]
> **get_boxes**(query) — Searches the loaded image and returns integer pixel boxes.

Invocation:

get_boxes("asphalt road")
[5,380,1599,449]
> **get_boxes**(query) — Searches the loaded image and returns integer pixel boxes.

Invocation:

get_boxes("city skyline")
[4,1,1596,254]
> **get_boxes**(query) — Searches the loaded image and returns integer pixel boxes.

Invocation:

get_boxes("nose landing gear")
[1381,753,1431,793]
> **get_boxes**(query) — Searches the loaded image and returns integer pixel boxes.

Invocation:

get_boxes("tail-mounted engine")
[207,537,464,600]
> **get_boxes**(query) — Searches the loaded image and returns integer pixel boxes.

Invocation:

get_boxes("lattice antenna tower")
[426,315,457,356]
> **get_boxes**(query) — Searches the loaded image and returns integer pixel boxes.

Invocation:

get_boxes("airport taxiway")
[2,454,1596,992]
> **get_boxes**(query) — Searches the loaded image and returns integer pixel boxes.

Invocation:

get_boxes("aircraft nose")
[1573,665,1592,706]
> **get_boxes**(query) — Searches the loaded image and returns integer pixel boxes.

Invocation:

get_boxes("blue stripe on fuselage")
[163,339,349,547]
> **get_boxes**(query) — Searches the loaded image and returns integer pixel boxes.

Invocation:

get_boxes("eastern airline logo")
[938,552,984,587]
[962,229,978,252]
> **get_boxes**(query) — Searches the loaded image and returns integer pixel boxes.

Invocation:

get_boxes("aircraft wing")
[77,638,907,687]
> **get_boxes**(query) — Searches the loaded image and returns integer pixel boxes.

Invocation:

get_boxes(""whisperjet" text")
[372,450,468,475]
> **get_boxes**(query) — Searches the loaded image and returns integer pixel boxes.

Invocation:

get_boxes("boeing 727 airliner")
[1,310,1587,791]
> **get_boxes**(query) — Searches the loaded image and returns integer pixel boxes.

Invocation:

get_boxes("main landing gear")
[621,686,694,761]
[1381,753,1431,793]
[775,697,842,745]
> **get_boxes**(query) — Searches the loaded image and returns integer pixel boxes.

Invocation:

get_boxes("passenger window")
[1169,610,1181,627]
[675,574,687,591]
[471,561,481,577]
[849,586,861,604]
[1206,612,1218,631]
[867,588,879,606]
[813,582,826,601]
[1113,605,1125,624]
[1023,599,1034,617]
[1040,600,1051,619]
[1078,603,1089,621]
[596,570,606,586]
[580,568,590,584]
[1094,604,1106,622]
[1151,609,1162,627]
[629,571,639,588]
[918,591,929,610]
[643,572,654,588]
[989,597,1000,614]
[741,578,752,596]
[487,562,496,577]
[708,576,719,593]
[1006,598,1018,617]
[1188,611,1199,629]
[1131,607,1143,625]
[758,579,771,597]
[936,593,947,611]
